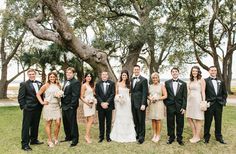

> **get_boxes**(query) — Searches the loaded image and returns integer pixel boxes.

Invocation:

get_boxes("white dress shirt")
[32,82,39,93]
[211,78,218,94]
[172,81,178,96]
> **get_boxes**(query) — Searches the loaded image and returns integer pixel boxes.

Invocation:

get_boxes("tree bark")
[26,0,117,81]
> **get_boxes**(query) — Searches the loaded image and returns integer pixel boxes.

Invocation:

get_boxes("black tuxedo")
[61,78,80,144]
[130,76,148,142]
[164,79,187,141]
[204,77,227,141]
[18,80,43,148]
[95,80,115,140]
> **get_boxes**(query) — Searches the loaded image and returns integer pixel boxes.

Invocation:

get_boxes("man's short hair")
[66,67,76,73]
[208,66,217,71]
[171,67,179,73]
[27,68,36,74]
[133,64,140,68]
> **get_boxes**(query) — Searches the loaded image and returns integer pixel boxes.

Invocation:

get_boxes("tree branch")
[7,68,29,84]
[26,3,62,44]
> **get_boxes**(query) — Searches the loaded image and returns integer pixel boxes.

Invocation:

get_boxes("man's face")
[66,70,74,80]
[171,69,179,79]
[28,71,36,81]
[101,72,108,81]
[133,66,140,76]
[209,67,217,78]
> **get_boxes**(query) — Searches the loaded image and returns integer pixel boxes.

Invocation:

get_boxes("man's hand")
[101,102,109,109]
[140,105,146,111]
[180,108,185,114]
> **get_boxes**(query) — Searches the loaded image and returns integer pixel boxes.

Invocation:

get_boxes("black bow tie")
[133,77,138,79]
[172,79,179,82]
[103,81,108,83]
[211,77,217,80]
[30,80,36,83]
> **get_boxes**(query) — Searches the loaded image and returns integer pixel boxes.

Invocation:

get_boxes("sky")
[1,0,236,83]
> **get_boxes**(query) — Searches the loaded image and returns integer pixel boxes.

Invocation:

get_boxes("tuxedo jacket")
[18,80,43,111]
[61,78,81,110]
[95,80,115,111]
[130,76,148,109]
[164,79,187,110]
[205,77,227,105]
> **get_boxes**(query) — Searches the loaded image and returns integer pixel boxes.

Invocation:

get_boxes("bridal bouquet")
[54,90,64,98]
[86,96,97,105]
[115,94,125,104]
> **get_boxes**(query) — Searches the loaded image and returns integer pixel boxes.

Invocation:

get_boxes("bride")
[110,70,136,142]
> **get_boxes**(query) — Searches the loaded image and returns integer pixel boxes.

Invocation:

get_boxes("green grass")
[0,106,235,154]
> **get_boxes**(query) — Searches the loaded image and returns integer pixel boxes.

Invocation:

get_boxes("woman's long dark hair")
[83,72,95,88]
[190,66,202,81]
[47,72,60,87]
[119,70,130,89]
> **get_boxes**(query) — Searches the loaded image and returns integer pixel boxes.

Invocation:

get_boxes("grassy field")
[0,106,235,154]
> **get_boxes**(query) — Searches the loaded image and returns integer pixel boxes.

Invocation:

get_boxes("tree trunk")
[41,66,46,84]
[0,64,8,99]
[122,40,145,76]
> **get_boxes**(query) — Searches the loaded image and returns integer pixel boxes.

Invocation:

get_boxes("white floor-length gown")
[110,86,136,142]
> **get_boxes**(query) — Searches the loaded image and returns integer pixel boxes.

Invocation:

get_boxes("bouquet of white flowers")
[115,94,125,104]
[150,93,159,103]
[54,90,64,98]
[86,96,97,105]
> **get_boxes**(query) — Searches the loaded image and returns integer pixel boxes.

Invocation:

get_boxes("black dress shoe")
[70,143,77,147]
[204,139,209,144]
[30,140,44,145]
[22,146,32,151]
[61,139,71,142]
[107,138,112,142]
[167,139,174,144]
[216,139,227,144]
[177,140,184,146]
[138,139,144,144]
[98,139,104,143]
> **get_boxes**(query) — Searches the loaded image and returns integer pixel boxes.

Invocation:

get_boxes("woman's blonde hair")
[151,72,160,83]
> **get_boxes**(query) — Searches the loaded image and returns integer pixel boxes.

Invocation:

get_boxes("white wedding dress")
[110,86,136,142]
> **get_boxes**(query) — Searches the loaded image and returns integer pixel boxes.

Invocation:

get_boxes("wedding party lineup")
[18,65,227,151]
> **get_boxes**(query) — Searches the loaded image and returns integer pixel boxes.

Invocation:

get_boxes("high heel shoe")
[48,141,54,148]
[54,139,59,145]
[151,135,156,142]
[85,136,92,144]
[190,138,200,143]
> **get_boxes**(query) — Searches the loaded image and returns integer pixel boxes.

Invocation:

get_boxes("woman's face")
[152,75,159,84]
[121,73,128,81]
[192,68,198,78]
[49,74,56,83]
[85,74,92,82]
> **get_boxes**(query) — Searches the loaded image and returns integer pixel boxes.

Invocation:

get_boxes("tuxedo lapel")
[27,80,36,94]
[176,81,182,95]
[100,82,105,95]
[169,81,174,95]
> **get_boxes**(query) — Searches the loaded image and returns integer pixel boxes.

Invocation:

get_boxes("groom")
[131,65,148,144]
[204,66,227,144]
[95,71,115,143]
[164,67,187,145]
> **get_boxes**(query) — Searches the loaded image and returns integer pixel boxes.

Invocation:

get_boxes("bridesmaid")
[148,72,167,142]
[80,73,96,143]
[186,66,206,143]
[36,72,62,147]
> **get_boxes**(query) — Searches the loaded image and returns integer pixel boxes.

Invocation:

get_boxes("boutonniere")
[217,80,221,84]
[178,82,182,86]
[106,82,110,86]
[38,82,42,86]
[136,78,140,82]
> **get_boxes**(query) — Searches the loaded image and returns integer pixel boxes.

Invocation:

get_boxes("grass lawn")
[0,106,235,154]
